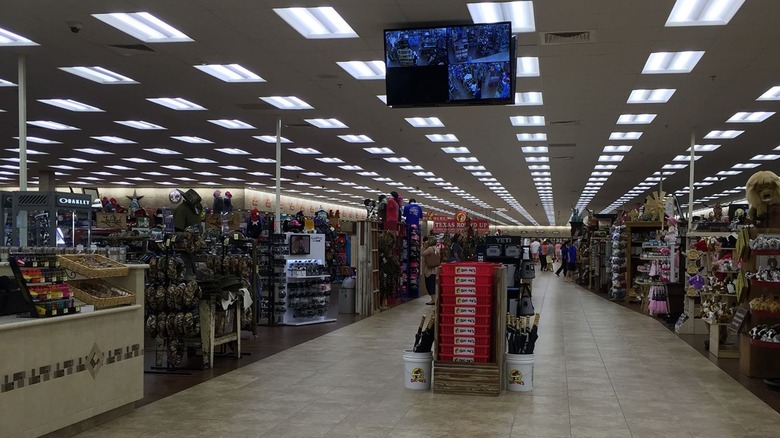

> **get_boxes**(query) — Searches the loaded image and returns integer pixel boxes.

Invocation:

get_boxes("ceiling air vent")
[541,31,594,45]
[107,44,156,56]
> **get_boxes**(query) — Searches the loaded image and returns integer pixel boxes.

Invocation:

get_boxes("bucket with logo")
[403,349,433,390]
[506,353,534,392]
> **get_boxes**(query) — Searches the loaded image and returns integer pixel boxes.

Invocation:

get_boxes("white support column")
[18,54,27,191]
[687,130,695,230]
[274,117,282,233]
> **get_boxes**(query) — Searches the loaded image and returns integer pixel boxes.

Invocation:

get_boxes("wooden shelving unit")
[356,220,380,316]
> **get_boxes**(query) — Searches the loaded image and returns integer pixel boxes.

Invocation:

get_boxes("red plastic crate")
[440,283,494,296]
[437,353,490,363]
[439,314,491,326]
[440,304,492,316]
[438,343,491,357]
[440,294,494,306]
[439,333,491,346]
[440,323,491,336]
[440,273,494,286]
[440,262,499,276]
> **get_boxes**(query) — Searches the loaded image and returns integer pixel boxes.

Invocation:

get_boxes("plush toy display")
[223,191,233,213]
[745,170,780,220]
[212,190,224,214]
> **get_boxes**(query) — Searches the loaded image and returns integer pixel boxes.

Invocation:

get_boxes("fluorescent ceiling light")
[220,165,246,171]
[642,51,705,74]
[316,157,344,163]
[598,155,624,162]
[49,165,81,171]
[373,177,392,182]
[687,144,721,152]
[364,147,394,154]
[532,172,551,176]
[144,148,181,155]
[703,130,743,139]
[38,99,103,112]
[186,157,217,164]
[15,136,60,144]
[253,135,292,144]
[591,172,611,176]
[303,172,326,176]
[337,61,385,80]
[663,164,688,169]
[603,145,633,153]
[172,136,212,144]
[717,170,741,176]
[260,96,313,110]
[106,165,136,171]
[208,119,256,129]
[666,0,746,27]
[405,117,444,128]
[289,148,321,155]
[673,155,702,161]
[59,66,137,84]
[247,172,271,177]
[454,157,479,163]
[92,12,192,43]
[416,172,436,177]
[516,57,540,77]
[28,121,78,130]
[726,111,775,123]
[91,136,135,144]
[609,132,642,140]
[384,157,410,163]
[401,165,424,170]
[528,165,550,170]
[174,177,197,182]
[627,89,676,104]
[6,148,46,155]
[215,148,250,155]
[510,116,545,126]
[338,134,373,143]
[513,92,543,106]
[441,147,470,154]
[617,114,656,125]
[305,118,348,129]
[426,134,458,142]
[74,148,113,155]
[123,158,156,164]
[377,95,388,104]
[274,7,358,39]
[147,97,205,111]
[281,165,304,171]
[516,133,547,141]
[525,156,549,163]
[522,146,548,154]
[751,154,780,161]
[61,157,95,164]
[339,165,363,171]
[115,120,165,130]
[0,27,37,46]
[91,172,118,176]
[757,86,780,101]
[464,165,486,171]
[467,1,536,33]
[194,64,265,82]
[162,165,190,171]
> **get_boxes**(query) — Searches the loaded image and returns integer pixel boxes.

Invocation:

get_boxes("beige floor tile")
[325,425,391,438]
[511,412,571,437]
[261,422,335,438]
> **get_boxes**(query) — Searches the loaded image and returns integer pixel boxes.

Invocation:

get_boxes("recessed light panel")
[187,158,218,164]
[305,118,348,129]
[194,64,265,82]
[609,132,642,140]
[147,97,206,111]
[115,120,165,130]
[512,92,543,106]
[316,157,344,164]
[162,165,191,171]
[454,157,479,163]
[642,51,705,74]
[467,1,536,33]
[216,148,250,155]
[123,158,156,164]
[603,145,633,153]
[144,148,181,155]
[38,99,103,112]
[28,121,79,130]
[687,144,721,152]
[288,148,321,154]
[254,135,292,143]
[337,61,385,80]
[260,96,313,110]
[522,147,548,154]
[441,147,470,154]
[338,135,374,143]
[91,136,135,144]
[15,136,60,144]
[208,119,256,129]
[0,27,38,46]
[627,89,676,104]
[751,154,780,161]
[516,57,540,77]
[364,147,394,154]
[250,158,276,164]
[74,148,113,155]
[106,165,136,171]
[339,165,363,171]
[92,12,193,43]
[377,95,388,104]
[172,136,212,144]
[525,156,549,163]
[384,157,410,163]
[59,66,137,84]
[273,7,358,39]
[757,86,780,101]
[516,133,547,141]
[221,165,247,171]
[426,134,459,142]
[703,130,743,139]
[617,114,656,124]
[673,155,701,161]
[726,111,775,123]
[665,0,746,27]
[598,155,624,162]
[510,115,545,126]
[0,78,16,87]
[405,117,444,128]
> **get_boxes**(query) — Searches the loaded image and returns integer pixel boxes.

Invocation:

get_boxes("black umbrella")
[413,314,426,350]
[526,313,541,354]
[414,310,436,353]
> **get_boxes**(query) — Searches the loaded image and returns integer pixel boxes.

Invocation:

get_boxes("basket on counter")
[69,279,135,309]
[58,254,129,279]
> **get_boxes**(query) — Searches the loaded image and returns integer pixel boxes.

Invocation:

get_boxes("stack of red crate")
[438,262,496,363]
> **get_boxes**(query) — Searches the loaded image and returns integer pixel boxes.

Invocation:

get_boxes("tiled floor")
[76,273,780,438]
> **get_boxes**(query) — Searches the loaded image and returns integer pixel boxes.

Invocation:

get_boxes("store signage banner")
[432,217,490,234]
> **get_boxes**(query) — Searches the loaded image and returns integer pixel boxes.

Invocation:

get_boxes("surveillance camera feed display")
[384,22,513,107]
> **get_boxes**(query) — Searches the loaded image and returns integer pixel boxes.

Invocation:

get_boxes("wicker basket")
[58,254,129,279]
[70,280,135,309]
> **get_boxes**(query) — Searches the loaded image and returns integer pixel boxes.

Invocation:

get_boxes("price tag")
[729,307,749,333]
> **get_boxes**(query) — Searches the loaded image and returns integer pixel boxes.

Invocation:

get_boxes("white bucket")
[506,353,534,392]
[403,349,433,390]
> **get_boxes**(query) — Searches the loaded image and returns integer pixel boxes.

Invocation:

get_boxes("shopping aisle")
[75,273,780,438]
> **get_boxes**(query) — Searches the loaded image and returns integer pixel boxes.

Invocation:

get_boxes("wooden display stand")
[432,265,507,397]
[198,296,242,369]
[356,220,380,315]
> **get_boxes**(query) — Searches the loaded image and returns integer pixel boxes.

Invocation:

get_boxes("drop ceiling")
[0,0,779,226]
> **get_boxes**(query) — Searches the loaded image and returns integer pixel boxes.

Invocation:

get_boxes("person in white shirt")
[530,240,540,262]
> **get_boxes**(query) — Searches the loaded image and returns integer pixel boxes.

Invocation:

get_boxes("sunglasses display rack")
[401,223,421,299]
[276,233,335,326]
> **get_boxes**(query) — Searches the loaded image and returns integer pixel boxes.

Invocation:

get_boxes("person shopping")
[422,237,440,305]
[546,240,555,272]
[556,241,569,277]
[540,240,548,272]
[449,234,463,262]
[566,242,577,281]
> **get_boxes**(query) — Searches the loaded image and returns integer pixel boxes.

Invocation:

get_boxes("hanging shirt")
[568,245,577,264]
[404,203,423,226]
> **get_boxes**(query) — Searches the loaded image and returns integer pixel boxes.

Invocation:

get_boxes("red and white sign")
[432,216,490,234]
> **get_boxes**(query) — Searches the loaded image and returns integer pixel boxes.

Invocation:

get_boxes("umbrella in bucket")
[412,315,426,350]
[413,309,436,353]
[525,313,541,354]
[507,313,540,354]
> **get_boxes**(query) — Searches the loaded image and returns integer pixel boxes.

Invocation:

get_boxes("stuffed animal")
[746,170,780,220]
[223,191,233,213]
[713,202,723,221]
[212,190,223,214]
[101,196,114,212]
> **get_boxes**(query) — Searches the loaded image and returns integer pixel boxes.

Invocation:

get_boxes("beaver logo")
[509,369,524,385]
[410,367,427,383]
